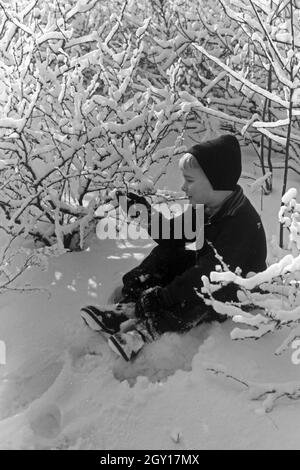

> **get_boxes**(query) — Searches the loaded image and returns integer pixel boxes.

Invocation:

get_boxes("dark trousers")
[121,244,222,334]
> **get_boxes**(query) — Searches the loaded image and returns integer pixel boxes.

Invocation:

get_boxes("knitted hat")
[186,135,241,191]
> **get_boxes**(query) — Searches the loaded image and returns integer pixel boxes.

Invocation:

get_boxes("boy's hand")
[127,192,151,209]
[135,286,164,318]
[116,191,151,216]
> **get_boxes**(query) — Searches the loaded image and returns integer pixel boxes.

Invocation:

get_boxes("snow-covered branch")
[200,188,300,410]
[0,0,193,249]
[206,366,300,412]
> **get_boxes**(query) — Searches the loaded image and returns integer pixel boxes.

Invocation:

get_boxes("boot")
[108,320,156,361]
[80,303,135,334]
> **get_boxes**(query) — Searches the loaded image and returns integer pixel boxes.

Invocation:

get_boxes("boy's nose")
[181,182,186,192]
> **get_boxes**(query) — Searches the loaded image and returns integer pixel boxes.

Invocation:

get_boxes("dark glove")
[135,286,165,319]
[127,192,151,208]
[116,191,151,218]
[121,270,145,301]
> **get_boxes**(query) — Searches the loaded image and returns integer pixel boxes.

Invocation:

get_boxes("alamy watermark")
[96,197,204,250]
[291,339,300,365]
[0,340,6,365]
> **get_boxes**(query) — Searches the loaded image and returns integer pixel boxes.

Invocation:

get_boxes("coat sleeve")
[159,215,254,308]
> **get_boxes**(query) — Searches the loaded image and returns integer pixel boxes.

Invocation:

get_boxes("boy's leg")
[138,300,225,340]
[121,244,196,302]
[143,282,239,335]
[108,251,234,361]
[82,245,194,335]
[106,301,216,362]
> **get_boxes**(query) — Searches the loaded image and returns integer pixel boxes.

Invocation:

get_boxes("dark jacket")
[148,185,267,308]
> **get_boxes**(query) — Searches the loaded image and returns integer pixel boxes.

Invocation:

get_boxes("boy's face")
[181,165,213,207]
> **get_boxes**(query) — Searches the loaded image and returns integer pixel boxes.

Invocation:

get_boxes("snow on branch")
[206,366,300,412]
[0,0,190,250]
[190,42,290,108]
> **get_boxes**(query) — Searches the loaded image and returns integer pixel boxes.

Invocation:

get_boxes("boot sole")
[108,329,147,362]
[80,306,117,334]
[108,336,131,361]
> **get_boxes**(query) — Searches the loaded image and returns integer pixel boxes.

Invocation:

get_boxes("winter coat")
[147,185,267,309]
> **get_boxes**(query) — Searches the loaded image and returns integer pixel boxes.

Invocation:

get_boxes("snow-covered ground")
[0,144,300,450]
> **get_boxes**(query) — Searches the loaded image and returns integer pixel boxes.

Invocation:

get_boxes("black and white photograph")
[0,0,300,452]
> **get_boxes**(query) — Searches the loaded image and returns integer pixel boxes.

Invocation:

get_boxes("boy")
[81,135,267,361]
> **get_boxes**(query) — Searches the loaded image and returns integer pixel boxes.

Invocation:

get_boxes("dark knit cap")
[186,135,242,191]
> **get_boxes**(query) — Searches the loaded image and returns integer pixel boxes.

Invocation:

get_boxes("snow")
[0,148,300,450]
[136,18,151,38]
[282,188,298,205]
